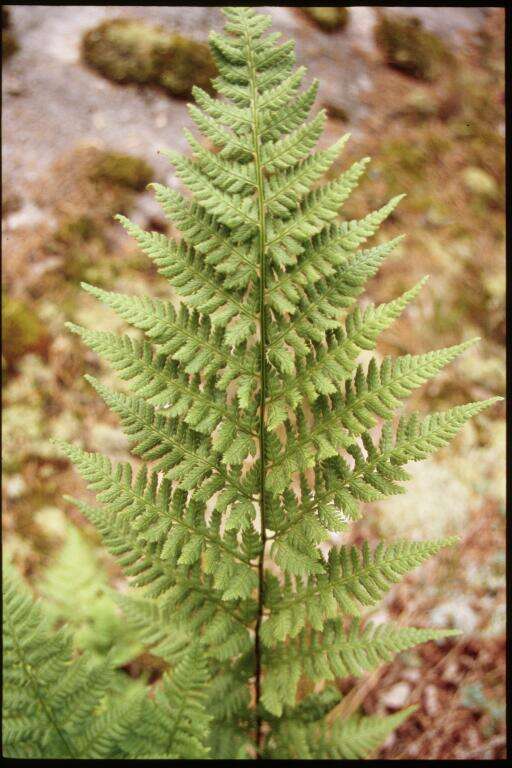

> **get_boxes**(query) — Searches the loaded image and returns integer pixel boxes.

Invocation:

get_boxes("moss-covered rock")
[47,215,108,284]
[81,18,217,98]
[2,296,48,370]
[302,7,349,32]
[2,7,19,60]
[89,151,153,191]
[375,14,454,81]
[375,138,427,197]
[41,146,153,220]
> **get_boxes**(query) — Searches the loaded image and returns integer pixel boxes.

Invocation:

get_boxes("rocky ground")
[2,5,505,761]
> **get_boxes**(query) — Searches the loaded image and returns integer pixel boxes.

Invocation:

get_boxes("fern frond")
[265,278,427,426]
[3,563,144,759]
[266,237,404,359]
[56,442,254,576]
[124,645,212,759]
[46,6,501,759]
[67,496,255,656]
[114,592,188,663]
[66,323,253,435]
[322,707,416,759]
[81,283,255,378]
[262,537,458,644]
[86,377,254,498]
[262,619,458,716]
[116,216,258,328]
[39,523,141,664]
[149,185,258,288]
[335,338,479,436]
[270,706,414,759]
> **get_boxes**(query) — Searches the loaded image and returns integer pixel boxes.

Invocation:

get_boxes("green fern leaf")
[44,5,502,759]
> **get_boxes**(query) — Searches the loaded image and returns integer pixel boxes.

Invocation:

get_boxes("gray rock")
[381,682,412,709]
[430,597,479,635]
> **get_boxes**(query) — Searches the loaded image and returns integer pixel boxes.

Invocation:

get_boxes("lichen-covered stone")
[375,14,454,81]
[302,7,349,32]
[81,18,217,98]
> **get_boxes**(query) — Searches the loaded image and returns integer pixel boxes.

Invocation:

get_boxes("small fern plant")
[3,6,500,760]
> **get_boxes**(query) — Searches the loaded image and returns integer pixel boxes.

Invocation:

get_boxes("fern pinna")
[4,6,500,760]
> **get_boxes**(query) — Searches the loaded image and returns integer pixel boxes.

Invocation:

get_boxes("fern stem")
[245,28,267,759]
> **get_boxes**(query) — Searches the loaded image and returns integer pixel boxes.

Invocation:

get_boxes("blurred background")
[2,5,505,760]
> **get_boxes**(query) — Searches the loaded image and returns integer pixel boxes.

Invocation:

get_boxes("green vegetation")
[90,152,153,191]
[375,14,454,81]
[2,296,47,370]
[302,7,349,32]
[40,523,143,664]
[82,18,217,98]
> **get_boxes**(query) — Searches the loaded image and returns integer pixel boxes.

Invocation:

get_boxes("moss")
[54,215,99,243]
[89,152,153,191]
[35,148,155,286]
[302,7,349,32]
[2,7,19,60]
[48,214,110,284]
[376,138,427,196]
[81,19,217,98]
[2,296,48,370]
[155,34,217,97]
[375,14,454,81]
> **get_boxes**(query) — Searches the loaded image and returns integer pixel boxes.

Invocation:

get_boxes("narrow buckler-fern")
[3,6,501,760]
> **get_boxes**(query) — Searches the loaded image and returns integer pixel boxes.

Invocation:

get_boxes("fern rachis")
[3,6,501,760]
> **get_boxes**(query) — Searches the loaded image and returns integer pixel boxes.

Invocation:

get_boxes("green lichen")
[2,296,47,370]
[302,7,349,32]
[89,152,153,191]
[81,18,217,98]
[375,14,454,81]
[54,215,100,244]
